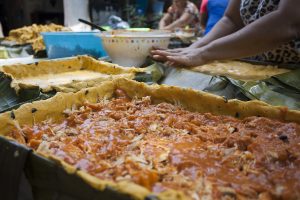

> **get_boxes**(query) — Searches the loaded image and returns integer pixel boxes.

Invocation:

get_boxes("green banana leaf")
[0,72,20,111]
[203,76,249,100]
[0,44,32,58]
[173,67,300,110]
[0,72,54,113]
[134,62,164,84]
[228,68,300,110]
[0,47,9,59]
[158,64,249,101]
[272,68,300,91]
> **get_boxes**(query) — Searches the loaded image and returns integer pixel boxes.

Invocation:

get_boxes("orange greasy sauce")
[8,89,300,199]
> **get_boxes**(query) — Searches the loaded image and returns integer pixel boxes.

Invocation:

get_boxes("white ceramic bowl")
[99,30,171,67]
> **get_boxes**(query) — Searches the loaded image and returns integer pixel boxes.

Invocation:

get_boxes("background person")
[200,0,229,35]
[159,0,200,31]
[152,0,300,67]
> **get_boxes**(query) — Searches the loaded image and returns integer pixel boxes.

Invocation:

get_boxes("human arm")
[197,0,300,63]
[190,0,244,48]
[159,13,172,29]
[165,0,300,67]
[151,0,243,61]
[163,12,194,31]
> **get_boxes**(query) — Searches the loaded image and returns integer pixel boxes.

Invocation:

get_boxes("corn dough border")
[0,78,299,200]
[190,60,290,81]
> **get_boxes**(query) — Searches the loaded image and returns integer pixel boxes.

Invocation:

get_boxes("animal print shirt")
[240,0,300,64]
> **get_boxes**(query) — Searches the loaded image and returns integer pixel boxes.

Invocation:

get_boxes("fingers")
[150,50,173,62]
[167,53,207,67]
[150,49,170,62]
[151,49,187,57]
[152,46,207,68]
[150,47,197,65]
[151,50,171,56]
[150,48,167,62]
[152,54,168,62]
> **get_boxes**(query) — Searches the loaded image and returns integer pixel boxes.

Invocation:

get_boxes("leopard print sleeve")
[240,0,300,64]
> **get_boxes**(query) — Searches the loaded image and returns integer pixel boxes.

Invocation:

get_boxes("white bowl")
[99,30,171,67]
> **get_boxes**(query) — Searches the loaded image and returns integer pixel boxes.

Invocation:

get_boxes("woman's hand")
[151,46,191,62]
[164,48,208,67]
[151,46,208,67]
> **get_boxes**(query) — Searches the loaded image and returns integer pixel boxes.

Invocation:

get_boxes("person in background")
[152,0,300,66]
[0,21,3,37]
[159,0,200,31]
[200,0,229,35]
[163,0,173,13]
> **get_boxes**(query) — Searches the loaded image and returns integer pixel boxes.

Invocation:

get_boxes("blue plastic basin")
[41,32,107,59]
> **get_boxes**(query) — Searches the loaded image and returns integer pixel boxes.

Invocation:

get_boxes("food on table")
[5,23,69,51]
[7,89,300,199]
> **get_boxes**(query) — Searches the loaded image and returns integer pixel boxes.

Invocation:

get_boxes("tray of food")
[0,55,145,93]
[0,78,299,200]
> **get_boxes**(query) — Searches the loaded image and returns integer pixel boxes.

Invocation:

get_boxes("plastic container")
[41,32,107,59]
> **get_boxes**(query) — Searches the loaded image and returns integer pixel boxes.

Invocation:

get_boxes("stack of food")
[5,23,69,52]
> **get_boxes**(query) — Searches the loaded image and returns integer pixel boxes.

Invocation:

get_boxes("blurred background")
[0,0,202,35]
